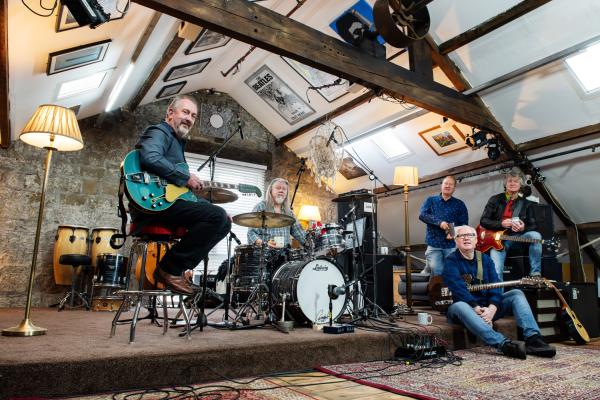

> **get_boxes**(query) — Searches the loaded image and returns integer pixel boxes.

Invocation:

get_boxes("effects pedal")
[323,323,355,334]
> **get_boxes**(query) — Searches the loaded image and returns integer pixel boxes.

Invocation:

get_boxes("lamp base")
[2,318,47,337]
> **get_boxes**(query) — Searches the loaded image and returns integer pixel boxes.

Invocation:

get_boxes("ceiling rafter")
[516,123,600,153]
[131,0,502,132]
[438,0,553,55]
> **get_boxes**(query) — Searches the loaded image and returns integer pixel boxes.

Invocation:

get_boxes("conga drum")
[90,227,119,267]
[53,225,89,285]
[134,241,170,287]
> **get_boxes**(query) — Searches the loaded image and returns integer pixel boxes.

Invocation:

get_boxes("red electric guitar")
[475,225,559,253]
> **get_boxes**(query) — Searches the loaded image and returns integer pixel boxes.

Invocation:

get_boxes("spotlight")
[466,128,488,149]
[486,138,501,160]
[62,0,110,29]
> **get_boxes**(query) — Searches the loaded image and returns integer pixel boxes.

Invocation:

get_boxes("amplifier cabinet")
[523,288,568,343]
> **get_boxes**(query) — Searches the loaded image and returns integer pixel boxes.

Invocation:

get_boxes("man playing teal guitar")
[129,95,231,295]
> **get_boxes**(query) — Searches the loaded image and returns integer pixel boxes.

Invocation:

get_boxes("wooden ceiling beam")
[438,0,553,55]
[0,0,9,148]
[132,0,502,132]
[516,122,600,152]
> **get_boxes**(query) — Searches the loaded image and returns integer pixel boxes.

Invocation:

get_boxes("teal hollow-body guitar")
[122,150,262,212]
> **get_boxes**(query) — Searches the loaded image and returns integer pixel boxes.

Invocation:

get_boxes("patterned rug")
[317,343,600,400]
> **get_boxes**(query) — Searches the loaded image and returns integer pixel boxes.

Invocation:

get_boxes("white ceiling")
[6,0,600,223]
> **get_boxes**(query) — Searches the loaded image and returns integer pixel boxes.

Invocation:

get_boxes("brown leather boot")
[156,268,194,295]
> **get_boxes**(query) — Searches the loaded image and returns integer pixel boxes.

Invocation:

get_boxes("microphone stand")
[289,158,306,211]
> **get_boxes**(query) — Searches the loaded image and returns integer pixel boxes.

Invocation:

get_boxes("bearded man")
[247,178,306,248]
[131,95,231,295]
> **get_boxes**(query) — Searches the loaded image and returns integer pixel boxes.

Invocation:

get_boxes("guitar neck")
[469,279,525,292]
[200,181,239,190]
[499,234,541,245]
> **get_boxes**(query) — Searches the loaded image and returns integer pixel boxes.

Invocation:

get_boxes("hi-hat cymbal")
[197,188,238,204]
[233,211,295,228]
[331,192,374,203]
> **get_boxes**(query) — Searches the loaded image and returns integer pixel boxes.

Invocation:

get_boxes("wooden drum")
[90,227,119,267]
[135,241,170,287]
[53,225,89,285]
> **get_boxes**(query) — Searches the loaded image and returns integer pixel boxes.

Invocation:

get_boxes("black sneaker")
[526,334,556,358]
[501,340,527,359]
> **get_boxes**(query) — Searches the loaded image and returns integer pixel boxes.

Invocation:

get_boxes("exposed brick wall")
[0,92,336,307]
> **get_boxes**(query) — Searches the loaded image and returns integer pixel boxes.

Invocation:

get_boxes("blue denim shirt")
[442,250,503,308]
[419,194,468,248]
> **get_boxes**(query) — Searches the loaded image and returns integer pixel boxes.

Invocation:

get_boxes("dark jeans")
[134,198,231,275]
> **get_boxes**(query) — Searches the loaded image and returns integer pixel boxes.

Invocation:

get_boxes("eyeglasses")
[456,233,476,239]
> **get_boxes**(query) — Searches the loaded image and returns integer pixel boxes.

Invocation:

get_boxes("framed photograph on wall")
[164,58,211,81]
[185,29,231,55]
[56,1,125,32]
[47,40,111,75]
[245,65,315,125]
[281,56,350,103]
[419,124,468,156]
[156,81,187,98]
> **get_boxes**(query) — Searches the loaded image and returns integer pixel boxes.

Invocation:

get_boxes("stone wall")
[0,92,336,307]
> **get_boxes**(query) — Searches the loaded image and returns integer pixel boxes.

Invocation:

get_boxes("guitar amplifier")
[523,287,569,343]
[561,282,600,338]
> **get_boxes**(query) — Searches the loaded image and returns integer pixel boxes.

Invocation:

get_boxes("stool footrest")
[115,290,173,296]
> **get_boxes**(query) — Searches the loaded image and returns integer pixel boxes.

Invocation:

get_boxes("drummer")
[247,178,307,248]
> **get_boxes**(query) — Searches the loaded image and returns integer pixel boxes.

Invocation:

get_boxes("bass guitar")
[428,275,546,312]
[542,280,590,345]
[122,150,262,212]
[475,225,558,253]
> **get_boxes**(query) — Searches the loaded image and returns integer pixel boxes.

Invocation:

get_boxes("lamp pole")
[403,183,413,312]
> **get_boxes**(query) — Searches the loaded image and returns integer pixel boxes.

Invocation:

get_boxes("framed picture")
[245,65,315,125]
[329,0,384,45]
[47,40,111,75]
[282,56,350,103]
[156,81,186,99]
[56,1,125,32]
[185,29,231,55]
[419,124,468,156]
[164,58,211,81]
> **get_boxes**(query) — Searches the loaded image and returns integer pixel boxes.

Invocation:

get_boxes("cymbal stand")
[206,232,239,329]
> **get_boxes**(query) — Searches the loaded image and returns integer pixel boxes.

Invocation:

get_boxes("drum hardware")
[276,293,294,332]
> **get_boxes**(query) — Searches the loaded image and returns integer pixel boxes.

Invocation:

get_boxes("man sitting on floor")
[442,225,556,359]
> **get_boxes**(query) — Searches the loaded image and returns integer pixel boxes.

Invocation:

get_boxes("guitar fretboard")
[468,279,526,292]
[200,181,239,190]
[499,235,543,244]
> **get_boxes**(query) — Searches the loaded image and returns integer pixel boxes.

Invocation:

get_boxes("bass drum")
[271,258,347,325]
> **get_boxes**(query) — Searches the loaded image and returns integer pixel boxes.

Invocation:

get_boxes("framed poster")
[245,65,315,125]
[56,0,125,32]
[156,81,186,98]
[185,29,231,55]
[47,40,111,75]
[164,58,211,81]
[282,56,350,102]
[419,124,468,155]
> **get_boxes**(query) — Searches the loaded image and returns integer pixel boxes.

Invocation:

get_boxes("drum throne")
[110,223,192,343]
[57,254,93,311]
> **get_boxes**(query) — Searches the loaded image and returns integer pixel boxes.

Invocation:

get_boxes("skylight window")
[565,41,600,94]
[371,127,410,160]
[57,71,107,99]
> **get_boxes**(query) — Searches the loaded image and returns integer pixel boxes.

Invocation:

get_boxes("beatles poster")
[245,65,315,125]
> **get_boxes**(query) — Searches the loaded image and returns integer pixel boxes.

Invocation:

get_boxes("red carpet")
[317,343,600,400]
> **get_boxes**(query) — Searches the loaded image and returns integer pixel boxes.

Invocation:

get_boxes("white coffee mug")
[417,312,433,325]
[273,236,284,248]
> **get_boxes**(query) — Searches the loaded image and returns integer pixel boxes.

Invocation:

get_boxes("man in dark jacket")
[442,225,555,359]
[480,168,542,280]
[132,95,231,295]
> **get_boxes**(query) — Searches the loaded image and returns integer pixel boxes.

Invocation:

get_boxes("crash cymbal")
[331,192,374,203]
[233,211,295,229]
[197,188,238,204]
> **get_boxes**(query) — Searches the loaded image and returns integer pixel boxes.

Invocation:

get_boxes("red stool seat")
[129,223,187,238]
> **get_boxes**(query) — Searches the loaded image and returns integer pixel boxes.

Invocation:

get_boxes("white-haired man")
[480,167,542,280]
[442,225,555,359]
[247,178,306,248]
[132,95,231,295]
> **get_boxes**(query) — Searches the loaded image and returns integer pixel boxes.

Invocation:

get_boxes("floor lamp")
[2,105,83,337]
[393,166,419,312]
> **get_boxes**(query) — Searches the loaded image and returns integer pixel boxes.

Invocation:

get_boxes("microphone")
[229,231,242,245]
[339,205,356,223]
[326,129,337,147]
[327,284,346,300]
[237,117,244,140]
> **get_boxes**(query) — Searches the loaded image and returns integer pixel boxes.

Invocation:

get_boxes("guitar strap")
[109,172,127,250]
[512,198,524,219]
[476,251,483,282]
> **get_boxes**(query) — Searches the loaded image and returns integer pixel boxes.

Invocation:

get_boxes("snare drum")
[316,223,346,256]
[53,225,89,285]
[90,227,119,267]
[233,245,262,289]
[271,258,347,325]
